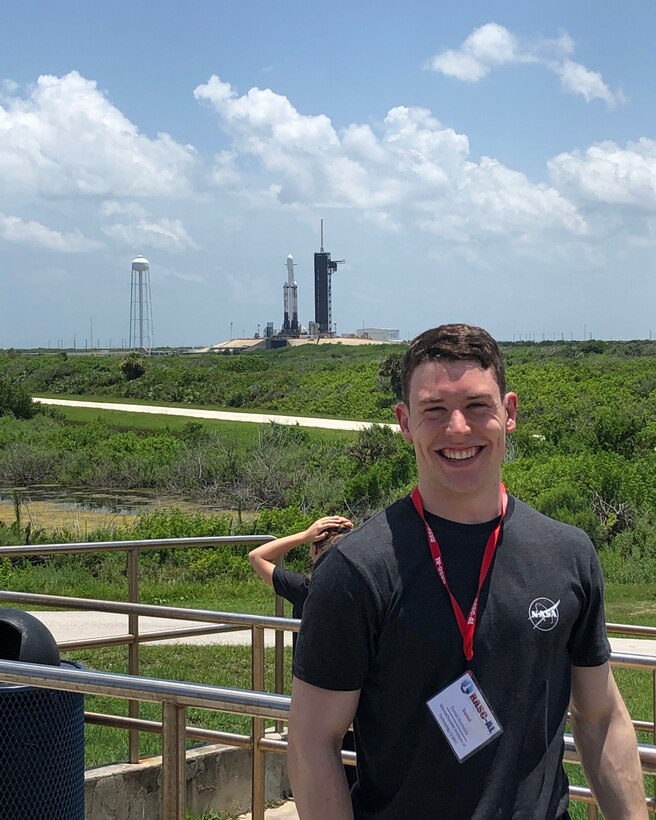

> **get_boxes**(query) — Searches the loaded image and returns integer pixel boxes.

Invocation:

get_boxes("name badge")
[426,671,503,762]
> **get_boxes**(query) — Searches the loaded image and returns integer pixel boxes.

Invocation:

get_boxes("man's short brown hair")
[400,324,507,404]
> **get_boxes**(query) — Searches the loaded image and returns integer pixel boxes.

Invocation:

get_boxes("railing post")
[128,546,141,763]
[274,592,285,733]
[162,700,186,820]
[653,669,656,811]
[252,625,266,820]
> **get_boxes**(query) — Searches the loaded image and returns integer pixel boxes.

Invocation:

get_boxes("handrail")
[0,534,282,771]
[607,622,656,638]
[0,659,287,820]
[2,533,656,817]
[0,658,289,715]
[0,659,654,818]
[0,534,274,558]
[0,589,299,631]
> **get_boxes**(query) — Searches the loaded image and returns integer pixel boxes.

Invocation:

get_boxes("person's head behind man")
[309,524,351,564]
[395,323,517,522]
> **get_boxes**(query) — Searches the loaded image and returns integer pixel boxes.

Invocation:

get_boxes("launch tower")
[313,220,344,335]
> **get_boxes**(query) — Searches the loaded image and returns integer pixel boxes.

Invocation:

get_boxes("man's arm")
[288,677,360,820]
[570,662,647,819]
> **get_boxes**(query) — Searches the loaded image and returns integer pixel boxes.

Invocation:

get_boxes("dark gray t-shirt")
[293,495,610,820]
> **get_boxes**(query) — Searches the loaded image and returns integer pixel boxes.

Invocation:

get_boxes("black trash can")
[0,610,85,820]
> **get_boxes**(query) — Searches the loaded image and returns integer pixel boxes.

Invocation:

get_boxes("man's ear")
[504,392,518,434]
[395,402,413,442]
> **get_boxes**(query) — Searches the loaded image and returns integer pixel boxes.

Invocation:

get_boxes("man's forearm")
[289,739,354,820]
[571,709,648,819]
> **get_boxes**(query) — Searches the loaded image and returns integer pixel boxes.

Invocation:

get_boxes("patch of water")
[0,486,165,515]
[0,485,236,532]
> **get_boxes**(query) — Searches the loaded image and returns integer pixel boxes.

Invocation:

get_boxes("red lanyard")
[411,485,507,663]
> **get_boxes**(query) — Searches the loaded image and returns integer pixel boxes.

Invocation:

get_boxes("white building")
[355,328,400,342]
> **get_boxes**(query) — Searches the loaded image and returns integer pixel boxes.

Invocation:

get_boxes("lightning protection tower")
[314,220,344,335]
[129,255,154,353]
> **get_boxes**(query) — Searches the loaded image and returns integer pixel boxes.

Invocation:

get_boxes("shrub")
[120,354,146,381]
[0,375,34,419]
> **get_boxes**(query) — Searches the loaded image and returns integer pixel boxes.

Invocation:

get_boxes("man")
[288,324,646,819]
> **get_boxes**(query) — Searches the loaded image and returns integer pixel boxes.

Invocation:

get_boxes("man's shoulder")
[317,496,416,576]
[336,496,415,549]
[508,495,594,549]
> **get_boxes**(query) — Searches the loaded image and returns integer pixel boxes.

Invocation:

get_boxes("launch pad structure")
[313,219,344,335]
[276,220,344,339]
[281,254,299,335]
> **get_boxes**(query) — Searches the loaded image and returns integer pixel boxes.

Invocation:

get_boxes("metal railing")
[0,657,291,820]
[0,535,287,762]
[1,538,656,817]
[0,655,654,819]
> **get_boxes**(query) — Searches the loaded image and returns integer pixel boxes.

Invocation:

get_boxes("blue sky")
[2,0,656,347]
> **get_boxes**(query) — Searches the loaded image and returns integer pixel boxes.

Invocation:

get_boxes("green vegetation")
[48,403,353,445]
[0,373,34,419]
[3,340,656,800]
[5,340,656,582]
[3,343,402,421]
[0,413,411,524]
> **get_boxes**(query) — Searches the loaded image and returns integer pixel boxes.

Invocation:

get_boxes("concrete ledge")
[85,741,290,820]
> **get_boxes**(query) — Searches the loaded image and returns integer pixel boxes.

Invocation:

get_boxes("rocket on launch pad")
[282,254,299,335]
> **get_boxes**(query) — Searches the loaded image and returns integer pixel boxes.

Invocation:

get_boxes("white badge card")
[426,671,503,763]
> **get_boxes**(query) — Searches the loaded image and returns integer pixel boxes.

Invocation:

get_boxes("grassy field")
[601,584,656,627]
[36,390,386,424]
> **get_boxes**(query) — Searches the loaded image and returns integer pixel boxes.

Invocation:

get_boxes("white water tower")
[128,255,154,353]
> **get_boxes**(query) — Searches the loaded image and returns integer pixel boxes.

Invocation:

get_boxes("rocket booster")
[282,254,299,333]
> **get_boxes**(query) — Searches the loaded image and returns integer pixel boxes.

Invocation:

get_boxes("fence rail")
[1,537,656,817]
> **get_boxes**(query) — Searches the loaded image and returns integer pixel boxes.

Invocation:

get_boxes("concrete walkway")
[26,611,656,656]
[608,636,656,656]
[29,611,293,647]
[31,611,656,686]
[237,801,298,819]
[33,397,399,433]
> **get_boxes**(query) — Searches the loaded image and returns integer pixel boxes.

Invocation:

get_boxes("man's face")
[395,359,517,503]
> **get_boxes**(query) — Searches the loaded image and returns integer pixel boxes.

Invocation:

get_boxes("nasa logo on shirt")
[528,597,560,632]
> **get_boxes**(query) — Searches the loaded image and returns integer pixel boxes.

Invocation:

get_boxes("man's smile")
[438,446,483,461]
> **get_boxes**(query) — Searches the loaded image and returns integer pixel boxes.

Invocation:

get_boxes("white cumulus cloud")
[426,23,624,108]
[102,217,198,250]
[0,213,102,252]
[426,22,523,81]
[549,138,656,207]
[0,71,199,197]
[194,75,584,241]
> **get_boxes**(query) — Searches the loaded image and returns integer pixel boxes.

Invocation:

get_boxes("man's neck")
[417,481,504,524]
